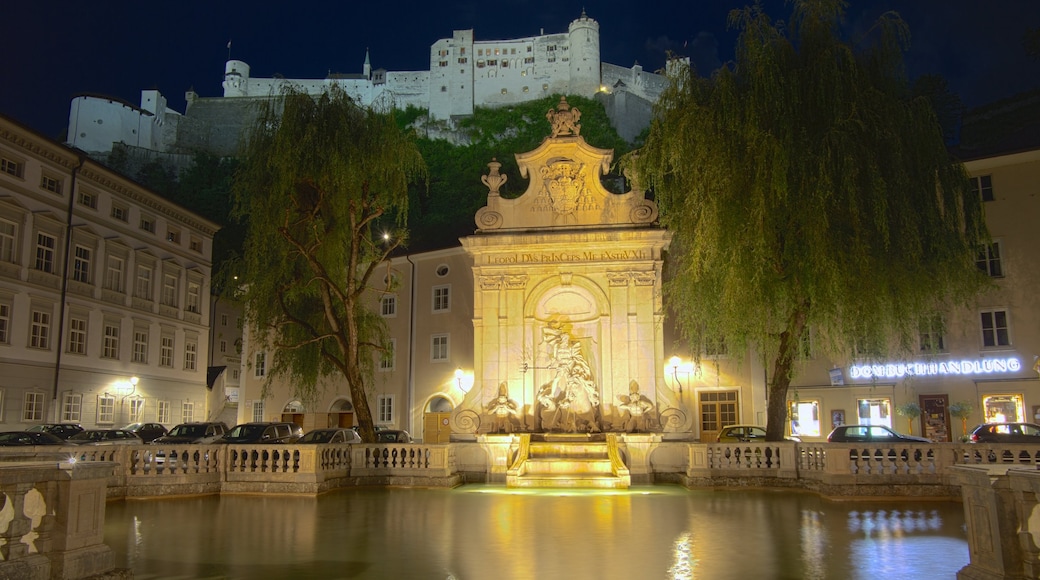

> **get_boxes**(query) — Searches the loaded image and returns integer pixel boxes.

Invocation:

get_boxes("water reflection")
[104,486,967,579]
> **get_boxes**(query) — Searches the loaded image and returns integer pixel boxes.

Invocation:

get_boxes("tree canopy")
[229,85,427,441]
[630,0,989,439]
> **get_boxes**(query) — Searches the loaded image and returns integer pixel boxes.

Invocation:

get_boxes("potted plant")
[896,402,923,435]
[949,401,974,440]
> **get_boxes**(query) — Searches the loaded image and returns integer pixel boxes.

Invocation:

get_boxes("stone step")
[507,474,629,489]
[520,458,615,475]
[527,443,610,458]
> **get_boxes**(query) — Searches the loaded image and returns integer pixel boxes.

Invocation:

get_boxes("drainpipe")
[405,254,417,437]
[52,154,85,420]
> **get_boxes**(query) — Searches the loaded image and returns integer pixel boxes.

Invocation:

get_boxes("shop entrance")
[919,394,951,442]
[424,396,454,443]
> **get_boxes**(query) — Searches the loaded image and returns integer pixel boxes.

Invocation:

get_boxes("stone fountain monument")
[450,97,688,449]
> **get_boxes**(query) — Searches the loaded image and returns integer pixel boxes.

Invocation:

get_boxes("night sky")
[6,0,1039,140]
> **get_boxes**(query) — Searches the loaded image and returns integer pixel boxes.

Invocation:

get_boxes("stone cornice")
[0,121,80,169]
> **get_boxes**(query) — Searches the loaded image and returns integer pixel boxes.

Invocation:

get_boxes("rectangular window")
[30,309,50,349]
[35,232,56,273]
[61,392,82,422]
[919,315,946,353]
[432,285,450,312]
[23,392,43,422]
[232,369,239,380]
[380,338,396,371]
[381,294,397,317]
[104,255,124,292]
[0,156,23,177]
[78,191,98,209]
[976,242,1003,277]
[431,334,449,361]
[160,335,174,367]
[111,204,128,222]
[140,216,155,234]
[789,400,821,438]
[133,329,148,363]
[128,398,144,423]
[181,401,194,423]
[135,265,153,299]
[221,314,228,326]
[377,394,394,423]
[254,352,266,377]
[67,316,86,354]
[162,273,178,307]
[157,400,170,424]
[97,394,115,424]
[856,398,893,428]
[184,340,197,371]
[704,335,728,358]
[0,301,9,344]
[981,309,1011,348]
[40,175,62,194]
[102,323,120,359]
[971,175,994,202]
[189,236,202,252]
[166,228,180,244]
[73,245,91,283]
[220,340,227,353]
[0,219,15,263]
[251,400,264,422]
[187,282,201,314]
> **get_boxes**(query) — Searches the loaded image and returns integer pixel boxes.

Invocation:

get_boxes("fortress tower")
[568,10,601,96]
[223,60,251,97]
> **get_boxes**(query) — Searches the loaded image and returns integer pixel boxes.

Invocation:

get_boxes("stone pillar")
[479,434,520,483]
[621,433,661,484]
[950,465,1038,580]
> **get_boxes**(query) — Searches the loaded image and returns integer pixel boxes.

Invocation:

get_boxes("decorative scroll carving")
[478,276,503,290]
[546,96,581,137]
[504,275,528,289]
[632,271,657,286]
[607,272,630,287]
[451,409,481,434]
[475,207,503,230]
[630,202,658,224]
[481,158,507,197]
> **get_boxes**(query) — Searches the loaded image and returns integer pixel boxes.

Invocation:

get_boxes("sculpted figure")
[616,380,655,433]
[542,322,600,433]
[485,382,521,434]
[537,382,559,432]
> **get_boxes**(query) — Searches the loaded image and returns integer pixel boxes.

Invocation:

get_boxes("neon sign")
[848,357,1022,380]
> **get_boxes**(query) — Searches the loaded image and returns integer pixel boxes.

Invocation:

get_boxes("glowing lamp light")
[456,368,471,394]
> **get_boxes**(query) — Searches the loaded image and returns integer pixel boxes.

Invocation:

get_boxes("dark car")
[25,423,84,440]
[298,428,363,444]
[66,429,144,445]
[0,431,66,446]
[375,429,412,443]
[826,424,931,443]
[969,422,1040,443]
[219,422,303,444]
[152,422,228,445]
[123,422,168,443]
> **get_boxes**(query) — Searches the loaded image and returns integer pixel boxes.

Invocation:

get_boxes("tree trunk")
[765,304,809,441]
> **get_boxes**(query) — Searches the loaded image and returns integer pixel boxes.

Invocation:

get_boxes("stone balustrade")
[0,460,120,580]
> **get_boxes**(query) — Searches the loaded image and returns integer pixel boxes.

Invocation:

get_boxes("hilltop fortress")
[67,11,678,157]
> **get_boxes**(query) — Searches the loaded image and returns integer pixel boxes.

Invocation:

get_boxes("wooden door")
[424,412,452,443]
[698,390,739,442]
[919,394,951,442]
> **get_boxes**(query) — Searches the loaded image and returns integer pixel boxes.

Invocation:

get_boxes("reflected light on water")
[103,486,967,579]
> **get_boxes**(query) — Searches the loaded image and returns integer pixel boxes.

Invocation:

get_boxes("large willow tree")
[231,85,426,442]
[632,0,989,440]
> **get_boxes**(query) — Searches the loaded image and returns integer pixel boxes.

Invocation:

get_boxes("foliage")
[229,85,427,441]
[407,94,630,250]
[896,402,922,419]
[628,0,989,440]
[948,401,973,419]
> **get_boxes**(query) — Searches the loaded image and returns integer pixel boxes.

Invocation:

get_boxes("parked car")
[826,424,931,443]
[123,422,168,443]
[66,429,144,445]
[25,423,84,440]
[152,422,228,445]
[219,422,303,444]
[969,422,1040,443]
[715,425,801,443]
[0,431,66,446]
[375,430,412,443]
[298,428,363,444]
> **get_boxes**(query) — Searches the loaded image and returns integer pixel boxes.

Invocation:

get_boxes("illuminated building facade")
[0,114,221,429]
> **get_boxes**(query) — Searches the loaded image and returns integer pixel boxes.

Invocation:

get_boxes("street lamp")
[669,356,685,396]
[456,368,470,394]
